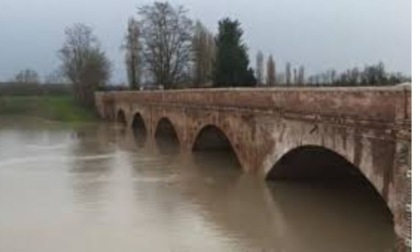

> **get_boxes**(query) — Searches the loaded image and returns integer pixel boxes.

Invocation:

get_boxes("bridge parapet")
[96,86,411,125]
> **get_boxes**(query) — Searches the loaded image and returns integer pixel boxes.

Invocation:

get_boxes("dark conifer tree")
[212,18,256,87]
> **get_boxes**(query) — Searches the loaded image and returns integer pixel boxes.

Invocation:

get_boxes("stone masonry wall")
[95,86,411,251]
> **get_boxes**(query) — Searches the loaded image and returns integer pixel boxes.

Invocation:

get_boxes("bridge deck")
[97,86,411,125]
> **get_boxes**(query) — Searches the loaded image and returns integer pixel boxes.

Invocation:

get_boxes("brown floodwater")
[0,117,395,252]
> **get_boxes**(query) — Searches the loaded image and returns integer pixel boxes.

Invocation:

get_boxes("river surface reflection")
[0,117,394,251]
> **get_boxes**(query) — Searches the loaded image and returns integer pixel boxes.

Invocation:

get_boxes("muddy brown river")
[0,117,395,251]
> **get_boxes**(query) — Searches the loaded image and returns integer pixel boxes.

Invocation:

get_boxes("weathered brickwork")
[95,86,411,251]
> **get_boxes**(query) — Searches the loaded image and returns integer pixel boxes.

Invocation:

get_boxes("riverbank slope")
[0,95,97,123]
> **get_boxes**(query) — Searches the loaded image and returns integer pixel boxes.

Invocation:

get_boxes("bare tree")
[256,51,264,86]
[348,67,360,85]
[266,55,276,86]
[297,65,305,85]
[14,69,39,83]
[44,69,66,84]
[329,69,336,84]
[361,62,387,85]
[123,17,142,90]
[321,72,329,84]
[138,2,193,89]
[285,62,291,86]
[59,23,111,107]
[293,67,298,85]
[277,72,285,85]
[192,20,215,87]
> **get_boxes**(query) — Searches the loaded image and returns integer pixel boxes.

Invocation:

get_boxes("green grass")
[0,95,98,123]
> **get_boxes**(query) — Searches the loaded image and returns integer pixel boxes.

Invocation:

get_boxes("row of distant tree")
[6,1,411,108]
[9,68,66,85]
[0,82,70,96]
[255,55,410,87]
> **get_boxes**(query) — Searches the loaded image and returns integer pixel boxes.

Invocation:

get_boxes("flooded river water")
[0,117,394,251]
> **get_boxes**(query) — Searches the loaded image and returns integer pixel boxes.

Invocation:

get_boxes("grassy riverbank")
[0,95,97,123]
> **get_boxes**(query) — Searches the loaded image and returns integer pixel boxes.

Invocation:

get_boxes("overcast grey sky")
[0,0,411,83]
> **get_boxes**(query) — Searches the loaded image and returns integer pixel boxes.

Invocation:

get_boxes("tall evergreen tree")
[123,18,142,90]
[266,55,276,86]
[192,21,215,87]
[285,62,292,86]
[212,18,256,87]
[297,65,305,85]
[256,51,264,86]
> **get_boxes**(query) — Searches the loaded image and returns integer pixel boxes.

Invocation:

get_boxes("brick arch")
[116,108,127,125]
[130,111,148,132]
[154,117,181,143]
[191,123,247,171]
[267,144,381,185]
[264,141,360,180]
[261,120,396,202]
[259,117,402,224]
[264,139,397,220]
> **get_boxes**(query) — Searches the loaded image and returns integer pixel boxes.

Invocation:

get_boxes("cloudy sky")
[0,0,411,83]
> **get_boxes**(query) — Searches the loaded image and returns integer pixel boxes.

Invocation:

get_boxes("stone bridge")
[95,86,411,250]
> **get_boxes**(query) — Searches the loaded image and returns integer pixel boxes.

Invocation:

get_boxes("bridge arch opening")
[267,145,393,219]
[267,145,365,180]
[131,113,147,147]
[117,109,126,125]
[192,125,241,170]
[155,118,180,153]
